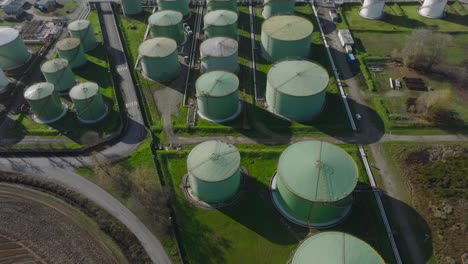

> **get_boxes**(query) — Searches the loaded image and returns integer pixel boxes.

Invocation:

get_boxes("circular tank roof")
[148,10,183,26]
[262,15,313,41]
[24,82,55,100]
[278,141,358,202]
[56,38,81,51]
[139,37,177,58]
[196,71,239,97]
[0,27,20,46]
[268,60,329,96]
[41,58,69,73]
[200,37,238,57]
[69,82,99,100]
[204,10,237,26]
[292,232,385,264]
[68,20,91,31]
[187,140,240,182]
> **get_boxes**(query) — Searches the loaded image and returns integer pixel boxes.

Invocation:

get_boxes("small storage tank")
[359,0,385,19]
[187,140,241,204]
[266,60,329,121]
[196,71,240,122]
[24,82,67,124]
[121,0,142,16]
[148,10,185,45]
[292,232,385,263]
[271,141,358,227]
[0,68,10,94]
[138,37,180,81]
[158,0,190,18]
[0,27,32,70]
[68,20,98,52]
[200,37,238,73]
[261,15,313,62]
[418,0,447,18]
[69,82,108,123]
[56,38,87,69]
[41,58,76,93]
[262,0,295,19]
[204,10,238,40]
[207,0,237,12]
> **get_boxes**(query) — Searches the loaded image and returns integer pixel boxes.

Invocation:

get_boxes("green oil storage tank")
[292,232,385,264]
[68,20,97,52]
[148,10,185,45]
[0,68,10,94]
[261,15,313,62]
[266,60,328,121]
[69,82,108,123]
[204,10,238,40]
[262,0,295,19]
[207,0,237,12]
[187,140,241,204]
[121,0,142,16]
[138,37,180,82]
[196,71,240,122]
[200,37,238,73]
[41,58,76,93]
[24,82,67,124]
[158,0,190,18]
[0,27,32,70]
[271,141,358,227]
[56,38,87,69]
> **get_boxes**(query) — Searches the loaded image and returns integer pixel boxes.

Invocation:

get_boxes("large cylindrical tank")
[207,0,237,12]
[196,71,240,122]
[187,140,241,204]
[0,68,10,93]
[56,38,87,69]
[262,0,295,19]
[418,0,447,18]
[200,37,238,73]
[261,15,313,62]
[24,82,66,124]
[69,82,108,123]
[41,58,76,93]
[139,37,180,82]
[271,141,358,227]
[121,0,142,16]
[266,60,329,121]
[359,0,385,19]
[0,27,32,70]
[68,20,97,52]
[158,0,190,18]
[292,232,385,264]
[203,10,238,40]
[148,10,185,45]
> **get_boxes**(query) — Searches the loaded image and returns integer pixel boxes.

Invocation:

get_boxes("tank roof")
[292,232,385,264]
[0,27,20,46]
[187,140,240,182]
[262,15,313,41]
[69,82,99,100]
[204,10,237,26]
[278,141,358,202]
[24,82,55,100]
[148,10,183,26]
[56,38,81,51]
[200,37,238,57]
[41,58,69,73]
[268,60,329,96]
[138,37,177,58]
[68,20,91,31]
[196,71,238,97]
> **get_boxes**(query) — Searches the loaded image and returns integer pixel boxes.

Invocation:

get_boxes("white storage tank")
[418,0,448,18]
[359,0,385,20]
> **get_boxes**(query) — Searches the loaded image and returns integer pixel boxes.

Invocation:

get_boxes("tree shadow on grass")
[444,3,468,27]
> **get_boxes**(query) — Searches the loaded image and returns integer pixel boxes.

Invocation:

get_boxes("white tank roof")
[0,27,20,46]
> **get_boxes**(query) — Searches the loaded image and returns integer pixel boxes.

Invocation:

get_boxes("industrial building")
[359,0,385,19]
[187,140,241,204]
[121,0,142,16]
[148,10,186,46]
[69,82,108,124]
[0,68,10,94]
[2,0,25,19]
[418,0,447,18]
[56,38,87,69]
[203,10,238,40]
[200,36,238,73]
[261,15,313,62]
[138,37,180,81]
[271,140,358,227]
[292,232,385,263]
[338,29,354,47]
[262,0,295,19]
[0,27,32,70]
[23,82,67,124]
[158,0,190,18]
[206,0,237,12]
[265,60,329,121]
[68,20,98,52]
[41,58,76,93]
[196,71,240,122]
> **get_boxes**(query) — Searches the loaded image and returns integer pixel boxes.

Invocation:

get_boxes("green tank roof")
[262,15,313,41]
[187,140,240,182]
[41,58,69,73]
[292,232,385,264]
[24,82,55,100]
[69,82,99,100]
[196,71,238,97]
[56,38,81,50]
[68,20,90,31]
[204,10,238,26]
[200,37,238,57]
[278,141,358,202]
[138,37,177,58]
[268,60,329,96]
[148,10,183,26]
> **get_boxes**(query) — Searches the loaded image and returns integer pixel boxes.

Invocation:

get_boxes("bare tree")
[91,153,132,198]
[417,89,453,122]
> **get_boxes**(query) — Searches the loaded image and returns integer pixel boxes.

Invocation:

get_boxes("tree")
[416,89,453,122]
